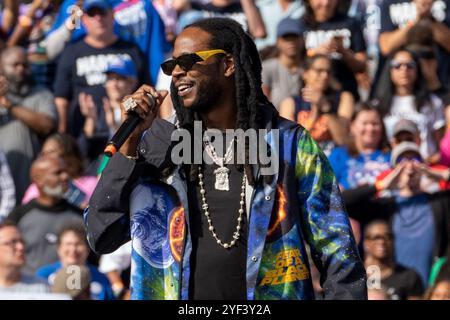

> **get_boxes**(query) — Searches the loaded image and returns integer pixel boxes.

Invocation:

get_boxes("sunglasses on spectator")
[86,8,108,17]
[161,49,227,75]
[390,60,416,70]
[365,233,393,241]
[395,154,422,164]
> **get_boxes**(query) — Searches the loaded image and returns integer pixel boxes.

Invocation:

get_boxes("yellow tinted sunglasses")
[161,49,227,75]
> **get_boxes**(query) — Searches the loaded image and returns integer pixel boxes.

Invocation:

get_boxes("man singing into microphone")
[85,18,367,300]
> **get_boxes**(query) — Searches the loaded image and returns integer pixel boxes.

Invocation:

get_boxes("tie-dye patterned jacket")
[85,104,366,300]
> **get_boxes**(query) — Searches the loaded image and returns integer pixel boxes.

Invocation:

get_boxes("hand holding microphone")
[104,85,168,157]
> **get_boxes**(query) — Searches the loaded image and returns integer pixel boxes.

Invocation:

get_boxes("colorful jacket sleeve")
[295,129,367,300]
[85,119,175,254]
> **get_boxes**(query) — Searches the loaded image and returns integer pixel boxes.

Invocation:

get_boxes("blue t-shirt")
[36,262,115,300]
[328,146,391,190]
[393,194,435,287]
[49,0,169,85]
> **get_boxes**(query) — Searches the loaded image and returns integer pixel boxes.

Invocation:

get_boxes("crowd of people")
[0,0,449,300]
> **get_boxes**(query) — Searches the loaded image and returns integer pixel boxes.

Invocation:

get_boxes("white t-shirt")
[0,274,50,294]
[0,274,68,299]
[384,94,445,158]
[98,241,131,274]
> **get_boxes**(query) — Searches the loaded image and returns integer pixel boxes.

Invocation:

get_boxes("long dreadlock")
[171,18,271,186]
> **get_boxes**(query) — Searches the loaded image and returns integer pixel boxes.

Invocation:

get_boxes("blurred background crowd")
[0,0,449,300]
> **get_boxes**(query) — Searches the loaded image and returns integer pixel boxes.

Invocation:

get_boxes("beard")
[170,81,221,114]
[43,184,65,199]
[5,74,31,96]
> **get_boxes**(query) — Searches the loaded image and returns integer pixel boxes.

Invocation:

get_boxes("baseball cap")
[392,119,419,137]
[276,18,302,38]
[52,265,91,299]
[105,57,137,79]
[390,142,422,166]
[83,0,112,12]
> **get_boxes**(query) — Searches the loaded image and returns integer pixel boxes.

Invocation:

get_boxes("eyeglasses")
[365,234,393,242]
[0,238,25,248]
[160,49,227,75]
[390,60,416,70]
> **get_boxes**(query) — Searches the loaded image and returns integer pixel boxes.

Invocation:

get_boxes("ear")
[223,55,235,77]
[56,244,63,257]
[31,167,45,189]
[349,121,355,136]
[34,176,45,191]
[80,14,88,28]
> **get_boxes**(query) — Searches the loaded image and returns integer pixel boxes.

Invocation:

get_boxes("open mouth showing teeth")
[178,84,194,94]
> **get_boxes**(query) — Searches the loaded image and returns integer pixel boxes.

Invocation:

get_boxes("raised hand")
[118,85,168,157]
[102,97,115,129]
[376,162,407,191]
[413,161,450,182]
[301,87,323,106]
[78,92,97,120]
[122,86,167,137]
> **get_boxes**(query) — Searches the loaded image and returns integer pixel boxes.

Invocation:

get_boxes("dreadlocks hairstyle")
[171,18,272,185]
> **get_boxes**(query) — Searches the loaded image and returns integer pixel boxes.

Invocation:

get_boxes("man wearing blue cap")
[262,18,304,110]
[95,57,141,174]
[54,0,149,161]
[48,0,168,86]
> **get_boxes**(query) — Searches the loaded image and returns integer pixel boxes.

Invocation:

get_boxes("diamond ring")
[123,97,138,112]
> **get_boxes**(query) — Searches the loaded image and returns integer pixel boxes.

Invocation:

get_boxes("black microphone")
[104,112,141,157]
[103,94,156,157]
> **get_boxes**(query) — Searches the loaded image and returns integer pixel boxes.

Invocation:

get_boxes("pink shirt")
[440,129,450,167]
[22,176,98,204]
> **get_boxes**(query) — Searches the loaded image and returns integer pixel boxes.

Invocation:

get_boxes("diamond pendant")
[214,166,230,191]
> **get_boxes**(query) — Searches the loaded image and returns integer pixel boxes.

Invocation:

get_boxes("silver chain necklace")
[198,166,246,249]
[203,134,235,191]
